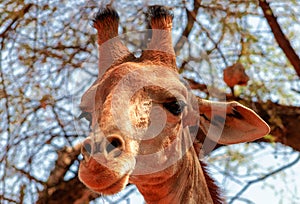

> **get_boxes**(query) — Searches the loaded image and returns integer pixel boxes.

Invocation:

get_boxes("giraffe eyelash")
[163,100,187,116]
[78,112,93,126]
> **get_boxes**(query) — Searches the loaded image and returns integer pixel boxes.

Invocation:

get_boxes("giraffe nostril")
[81,137,124,159]
[82,139,92,155]
[84,143,92,155]
[106,137,123,155]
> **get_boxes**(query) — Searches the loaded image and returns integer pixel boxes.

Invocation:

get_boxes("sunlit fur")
[78,6,270,204]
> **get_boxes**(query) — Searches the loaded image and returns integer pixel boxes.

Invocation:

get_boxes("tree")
[1,0,299,203]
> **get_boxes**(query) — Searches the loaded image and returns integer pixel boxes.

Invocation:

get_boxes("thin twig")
[229,153,300,204]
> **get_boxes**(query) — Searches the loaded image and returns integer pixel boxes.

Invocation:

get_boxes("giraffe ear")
[198,99,270,144]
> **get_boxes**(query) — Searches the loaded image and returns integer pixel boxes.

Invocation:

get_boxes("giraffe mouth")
[90,173,130,195]
[79,154,135,195]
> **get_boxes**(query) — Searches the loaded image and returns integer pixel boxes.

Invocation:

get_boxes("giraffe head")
[78,6,270,196]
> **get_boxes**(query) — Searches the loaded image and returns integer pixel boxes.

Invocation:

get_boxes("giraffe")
[78,6,270,204]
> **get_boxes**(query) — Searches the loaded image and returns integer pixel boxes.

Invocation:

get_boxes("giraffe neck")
[131,148,217,204]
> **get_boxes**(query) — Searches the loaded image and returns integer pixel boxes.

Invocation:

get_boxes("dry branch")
[174,0,201,54]
[46,144,81,187]
[228,153,300,203]
[259,0,300,77]
[0,4,33,38]
[36,144,95,203]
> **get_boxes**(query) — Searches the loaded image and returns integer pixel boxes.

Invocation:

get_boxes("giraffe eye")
[78,112,92,126]
[163,100,186,116]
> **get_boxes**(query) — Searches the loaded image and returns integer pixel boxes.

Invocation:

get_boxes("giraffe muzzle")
[81,136,124,162]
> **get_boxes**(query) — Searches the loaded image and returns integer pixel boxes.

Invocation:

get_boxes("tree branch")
[258,0,300,77]
[174,0,201,54]
[37,144,85,203]
[46,144,81,188]
[37,177,99,204]
[228,153,300,204]
[0,3,33,39]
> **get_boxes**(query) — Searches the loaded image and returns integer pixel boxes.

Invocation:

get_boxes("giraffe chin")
[87,174,129,195]
[79,157,132,195]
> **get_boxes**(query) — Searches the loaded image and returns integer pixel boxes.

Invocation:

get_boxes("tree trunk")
[248,100,300,151]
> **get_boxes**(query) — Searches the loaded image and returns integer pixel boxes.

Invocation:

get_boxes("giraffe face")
[78,62,199,194]
[78,5,270,200]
